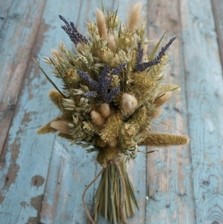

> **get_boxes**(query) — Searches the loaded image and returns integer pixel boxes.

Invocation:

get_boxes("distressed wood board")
[0,0,223,223]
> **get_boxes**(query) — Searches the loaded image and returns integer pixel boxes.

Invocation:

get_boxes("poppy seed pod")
[121,93,138,116]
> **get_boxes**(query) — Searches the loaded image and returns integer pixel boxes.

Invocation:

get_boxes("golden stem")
[115,160,128,224]
[94,155,138,223]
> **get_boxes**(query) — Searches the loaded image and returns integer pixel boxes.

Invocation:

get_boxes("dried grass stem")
[82,168,104,224]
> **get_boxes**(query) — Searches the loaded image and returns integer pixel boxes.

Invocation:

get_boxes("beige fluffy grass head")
[90,110,105,126]
[96,9,108,38]
[127,3,142,32]
[154,92,173,107]
[50,120,70,134]
[98,103,111,118]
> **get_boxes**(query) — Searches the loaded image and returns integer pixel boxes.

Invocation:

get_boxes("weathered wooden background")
[0,0,223,223]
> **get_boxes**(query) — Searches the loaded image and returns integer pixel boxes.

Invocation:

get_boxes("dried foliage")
[37,3,189,224]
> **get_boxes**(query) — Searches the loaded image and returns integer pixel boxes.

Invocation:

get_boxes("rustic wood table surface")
[0,0,223,223]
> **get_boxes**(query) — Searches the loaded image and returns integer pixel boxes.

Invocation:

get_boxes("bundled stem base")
[94,157,138,224]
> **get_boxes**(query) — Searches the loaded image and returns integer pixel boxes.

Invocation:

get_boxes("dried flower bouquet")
[37,3,189,224]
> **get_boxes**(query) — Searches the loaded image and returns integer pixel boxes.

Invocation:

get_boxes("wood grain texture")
[0,0,13,33]
[0,0,46,156]
[181,0,223,223]
[211,0,223,68]
[145,1,195,223]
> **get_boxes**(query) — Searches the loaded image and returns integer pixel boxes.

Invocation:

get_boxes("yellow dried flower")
[100,113,122,145]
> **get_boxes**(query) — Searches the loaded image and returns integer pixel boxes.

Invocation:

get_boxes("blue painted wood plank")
[0,0,13,36]
[145,1,195,224]
[0,0,61,223]
[181,0,223,223]
[0,0,46,154]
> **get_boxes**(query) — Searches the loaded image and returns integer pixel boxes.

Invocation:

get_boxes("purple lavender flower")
[84,91,97,98]
[77,65,122,103]
[111,63,126,75]
[135,42,143,68]
[77,70,98,89]
[135,37,176,72]
[59,15,88,45]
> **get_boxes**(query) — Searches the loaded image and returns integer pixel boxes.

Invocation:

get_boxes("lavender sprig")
[135,37,176,72]
[98,66,110,101]
[135,42,143,67]
[111,63,126,75]
[106,86,120,103]
[59,15,88,45]
[77,66,121,103]
[77,70,98,89]
[84,91,97,98]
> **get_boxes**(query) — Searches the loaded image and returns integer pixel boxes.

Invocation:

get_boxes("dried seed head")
[154,92,172,107]
[106,13,119,29]
[97,49,114,63]
[59,15,88,45]
[90,110,105,126]
[50,120,70,134]
[108,137,118,147]
[98,103,111,118]
[121,93,138,116]
[37,123,56,134]
[100,113,122,144]
[49,90,63,109]
[96,147,119,166]
[51,49,61,58]
[150,107,163,118]
[96,9,108,38]
[127,3,142,32]
[140,133,189,146]
[107,34,116,51]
